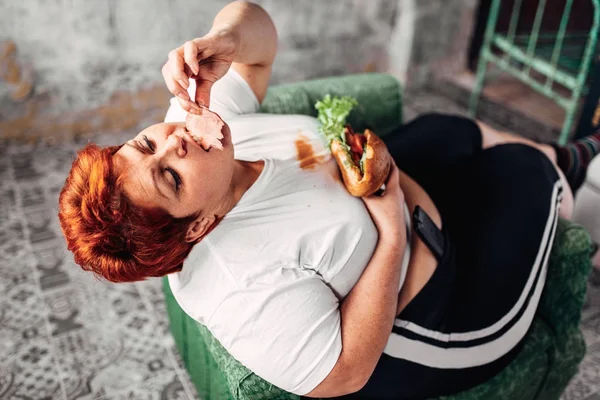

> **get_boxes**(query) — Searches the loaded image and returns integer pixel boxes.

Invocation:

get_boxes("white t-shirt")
[166,68,411,395]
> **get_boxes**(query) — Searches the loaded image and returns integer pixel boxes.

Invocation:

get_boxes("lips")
[185,129,218,151]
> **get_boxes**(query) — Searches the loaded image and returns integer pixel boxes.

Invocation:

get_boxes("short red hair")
[58,143,199,283]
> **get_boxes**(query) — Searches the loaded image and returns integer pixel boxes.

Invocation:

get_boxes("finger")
[389,160,400,178]
[378,165,399,196]
[168,49,189,89]
[386,164,398,183]
[162,64,190,101]
[176,96,192,113]
[192,36,216,58]
[183,64,194,79]
[176,96,203,115]
[183,41,200,76]
[386,170,400,190]
[195,79,214,108]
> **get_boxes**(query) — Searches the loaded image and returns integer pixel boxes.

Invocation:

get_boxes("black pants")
[350,114,562,399]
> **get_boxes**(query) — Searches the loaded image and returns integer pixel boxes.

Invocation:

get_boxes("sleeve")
[164,67,260,123]
[207,272,343,395]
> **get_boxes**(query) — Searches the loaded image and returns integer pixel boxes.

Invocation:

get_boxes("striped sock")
[552,132,600,192]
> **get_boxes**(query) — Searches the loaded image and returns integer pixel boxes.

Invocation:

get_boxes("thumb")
[194,79,214,108]
[191,35,216,57]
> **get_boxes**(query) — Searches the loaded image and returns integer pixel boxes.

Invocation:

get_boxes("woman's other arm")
[395,170,440,315]
[306,163,408,397]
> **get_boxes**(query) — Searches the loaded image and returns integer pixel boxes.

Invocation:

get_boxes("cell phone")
[412,206,445,261]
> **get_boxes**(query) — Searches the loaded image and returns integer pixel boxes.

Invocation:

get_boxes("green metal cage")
[469,0,600,144]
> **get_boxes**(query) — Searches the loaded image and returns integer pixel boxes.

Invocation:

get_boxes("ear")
[185,214,217,243]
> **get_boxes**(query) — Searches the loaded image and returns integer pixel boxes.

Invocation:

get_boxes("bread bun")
[331,129,391,197]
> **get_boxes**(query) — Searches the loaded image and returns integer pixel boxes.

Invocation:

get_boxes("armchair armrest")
[260,73,403,137]
[538,218,593,337]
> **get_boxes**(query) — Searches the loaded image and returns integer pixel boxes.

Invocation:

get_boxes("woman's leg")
[383,113,482,209]
[356,143,563,400]
[475,121,574,219]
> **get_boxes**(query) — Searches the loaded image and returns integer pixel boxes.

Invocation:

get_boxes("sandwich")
[315,95,391,197]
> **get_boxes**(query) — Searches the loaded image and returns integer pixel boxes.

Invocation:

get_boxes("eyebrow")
[126,142,169,200]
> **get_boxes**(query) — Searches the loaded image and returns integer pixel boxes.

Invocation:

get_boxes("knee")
[478,143,557,178]
[474,143,561,201]
[409,113,482,144]
[412,113,477,131]
[466,144,563,228]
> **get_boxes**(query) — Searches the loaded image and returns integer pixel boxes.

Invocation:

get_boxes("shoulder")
[207,270,342,395]
[167,239,239,324]
[229,113,326,162]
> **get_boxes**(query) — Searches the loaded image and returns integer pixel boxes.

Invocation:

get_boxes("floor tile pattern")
[0,129,197,400]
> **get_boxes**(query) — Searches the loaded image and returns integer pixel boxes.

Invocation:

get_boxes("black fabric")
[346,114,561,400]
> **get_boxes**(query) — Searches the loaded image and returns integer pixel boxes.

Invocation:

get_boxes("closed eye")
[142,135,155,152]
[165,167,182,191]
[133,135,181,195]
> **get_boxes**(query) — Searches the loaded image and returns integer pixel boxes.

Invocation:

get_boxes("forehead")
[138,122,180,138]
[113,141,165,210]
[140,122,173,136]
[112,122,173,167]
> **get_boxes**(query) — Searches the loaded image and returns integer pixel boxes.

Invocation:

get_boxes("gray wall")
[0,0,476,140]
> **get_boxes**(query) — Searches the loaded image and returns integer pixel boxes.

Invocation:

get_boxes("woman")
[58,2,597,399]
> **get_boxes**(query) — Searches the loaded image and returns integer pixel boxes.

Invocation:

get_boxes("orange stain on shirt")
[295,133,325,170]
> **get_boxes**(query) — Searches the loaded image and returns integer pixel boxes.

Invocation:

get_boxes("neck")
[212,159,264,218]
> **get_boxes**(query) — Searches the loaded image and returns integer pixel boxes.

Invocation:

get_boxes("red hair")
[58,143,199,283]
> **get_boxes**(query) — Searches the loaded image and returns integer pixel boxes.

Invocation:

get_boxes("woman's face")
[113,121,234,219]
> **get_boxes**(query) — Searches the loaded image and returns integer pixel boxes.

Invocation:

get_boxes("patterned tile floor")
[1,84,599,399]
[0,130,198,400]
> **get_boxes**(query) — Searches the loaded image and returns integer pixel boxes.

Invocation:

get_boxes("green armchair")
[163,73,593,400]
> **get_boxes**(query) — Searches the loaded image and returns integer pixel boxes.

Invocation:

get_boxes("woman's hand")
[161,29,238,113]
[362,160,406,248]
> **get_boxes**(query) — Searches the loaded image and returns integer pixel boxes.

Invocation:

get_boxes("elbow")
[229,0,256,7]
[231,1,270,19]
[348,371,369,394]
[342,364,373,395]
[305,379,365,398]
[251,2,278,64]
[303,367,369,398]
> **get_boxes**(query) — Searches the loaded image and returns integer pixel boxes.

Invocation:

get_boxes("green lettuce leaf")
[315,94,358,150]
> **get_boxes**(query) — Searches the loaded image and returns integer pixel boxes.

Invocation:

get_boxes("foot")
[551,132,600,192]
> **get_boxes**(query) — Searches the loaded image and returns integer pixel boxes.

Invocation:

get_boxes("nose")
[164,132,187,158]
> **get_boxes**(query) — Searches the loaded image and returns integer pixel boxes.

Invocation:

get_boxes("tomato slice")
[344,128,367,170]
[356,134,366,150]
[345,131,364,156]
[344,129,353,147]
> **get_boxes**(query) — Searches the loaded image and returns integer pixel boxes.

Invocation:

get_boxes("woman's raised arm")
[162,1,277,111]
[213,1,277,102]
